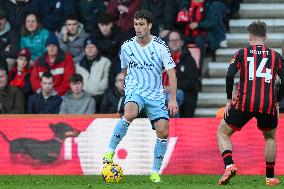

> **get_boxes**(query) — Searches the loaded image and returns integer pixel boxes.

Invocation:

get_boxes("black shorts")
[224,106,278,131]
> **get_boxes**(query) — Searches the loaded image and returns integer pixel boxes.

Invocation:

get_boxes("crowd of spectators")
[0,0,242,117]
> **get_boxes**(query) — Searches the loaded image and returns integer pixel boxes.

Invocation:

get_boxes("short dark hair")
[247,20,267,37]
[97,13,113,24]
[133,10,153,24]
[168,30,184,41]
[65,14,79,22]
[70,73,83,83]
[40,72,53,81]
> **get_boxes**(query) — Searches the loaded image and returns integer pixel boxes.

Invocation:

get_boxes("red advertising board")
[0,117,283,175]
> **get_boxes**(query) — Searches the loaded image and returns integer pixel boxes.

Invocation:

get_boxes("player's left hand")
[224,99,233,118]
[168,100,178,117]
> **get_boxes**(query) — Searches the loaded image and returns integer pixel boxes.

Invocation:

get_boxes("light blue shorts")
[124,93,169,127]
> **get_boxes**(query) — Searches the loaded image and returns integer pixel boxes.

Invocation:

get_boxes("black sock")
[266,162,275,178]
[222,150,234,168]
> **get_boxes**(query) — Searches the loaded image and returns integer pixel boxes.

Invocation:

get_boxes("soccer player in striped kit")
[103,10,178,182]
[217,21,284,186]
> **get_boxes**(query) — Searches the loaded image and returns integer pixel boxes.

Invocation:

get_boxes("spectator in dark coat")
[29,0,77,32]
[140,0,177,38]
[167,30,198,118]
[217,0,241,19]
[9,48,33,99]
[94,13,123,88]
[94,13,122,62]
[0,62,25,114]
[3,0,32,33]
[78,0,107,33]
[100,72,124,113]
[27,72,62,114]
[0,9,20,70]
[189,0,225,51]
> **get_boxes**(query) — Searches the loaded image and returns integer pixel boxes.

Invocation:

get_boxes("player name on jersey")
[249,49,269,55]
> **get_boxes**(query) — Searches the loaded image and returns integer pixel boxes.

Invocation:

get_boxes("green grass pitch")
[0,175,282,189]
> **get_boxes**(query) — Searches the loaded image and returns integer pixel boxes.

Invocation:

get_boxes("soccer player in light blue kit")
[103,10,178,182]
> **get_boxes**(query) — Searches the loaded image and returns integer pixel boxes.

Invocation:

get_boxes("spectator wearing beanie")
[76,36,111,113]
[30,33,75,96]
[9,48,33,99]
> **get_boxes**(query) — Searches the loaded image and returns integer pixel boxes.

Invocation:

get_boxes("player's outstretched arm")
[166,68,178,117]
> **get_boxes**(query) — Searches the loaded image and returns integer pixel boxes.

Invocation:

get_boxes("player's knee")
[123,112,136,122]
[123,103,139,122]
[263,129,276,141]
[156,128,168,139]
[155,123,169,139]
[218,120,234,136]
[123,108,138,122]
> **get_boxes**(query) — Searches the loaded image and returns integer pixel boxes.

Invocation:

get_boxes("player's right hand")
[168,100,178,117]
[224,99,233,118]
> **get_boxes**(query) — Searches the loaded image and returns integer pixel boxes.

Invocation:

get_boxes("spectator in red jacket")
[9,48,33,99]
[30,33,75,96]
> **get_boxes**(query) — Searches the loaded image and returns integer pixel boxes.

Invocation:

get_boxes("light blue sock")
[152,138,168,173]
[108,117,131,151]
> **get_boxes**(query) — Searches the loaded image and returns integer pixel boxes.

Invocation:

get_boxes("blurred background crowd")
[0,0,242,117]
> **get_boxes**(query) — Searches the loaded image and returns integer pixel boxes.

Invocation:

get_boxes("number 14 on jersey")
[247,57,272,83]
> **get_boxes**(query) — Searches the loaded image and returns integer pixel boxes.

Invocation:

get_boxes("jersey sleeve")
[120,46,128,69]
[226,50,242,99]
[161,44,175,70]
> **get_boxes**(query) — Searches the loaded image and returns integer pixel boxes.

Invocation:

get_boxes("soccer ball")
[101,163,123,183]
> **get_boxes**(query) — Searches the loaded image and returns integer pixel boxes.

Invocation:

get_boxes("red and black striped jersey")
[226,45,284,115]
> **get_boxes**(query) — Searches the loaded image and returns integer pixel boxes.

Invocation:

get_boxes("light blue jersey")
[120,36,175,100]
